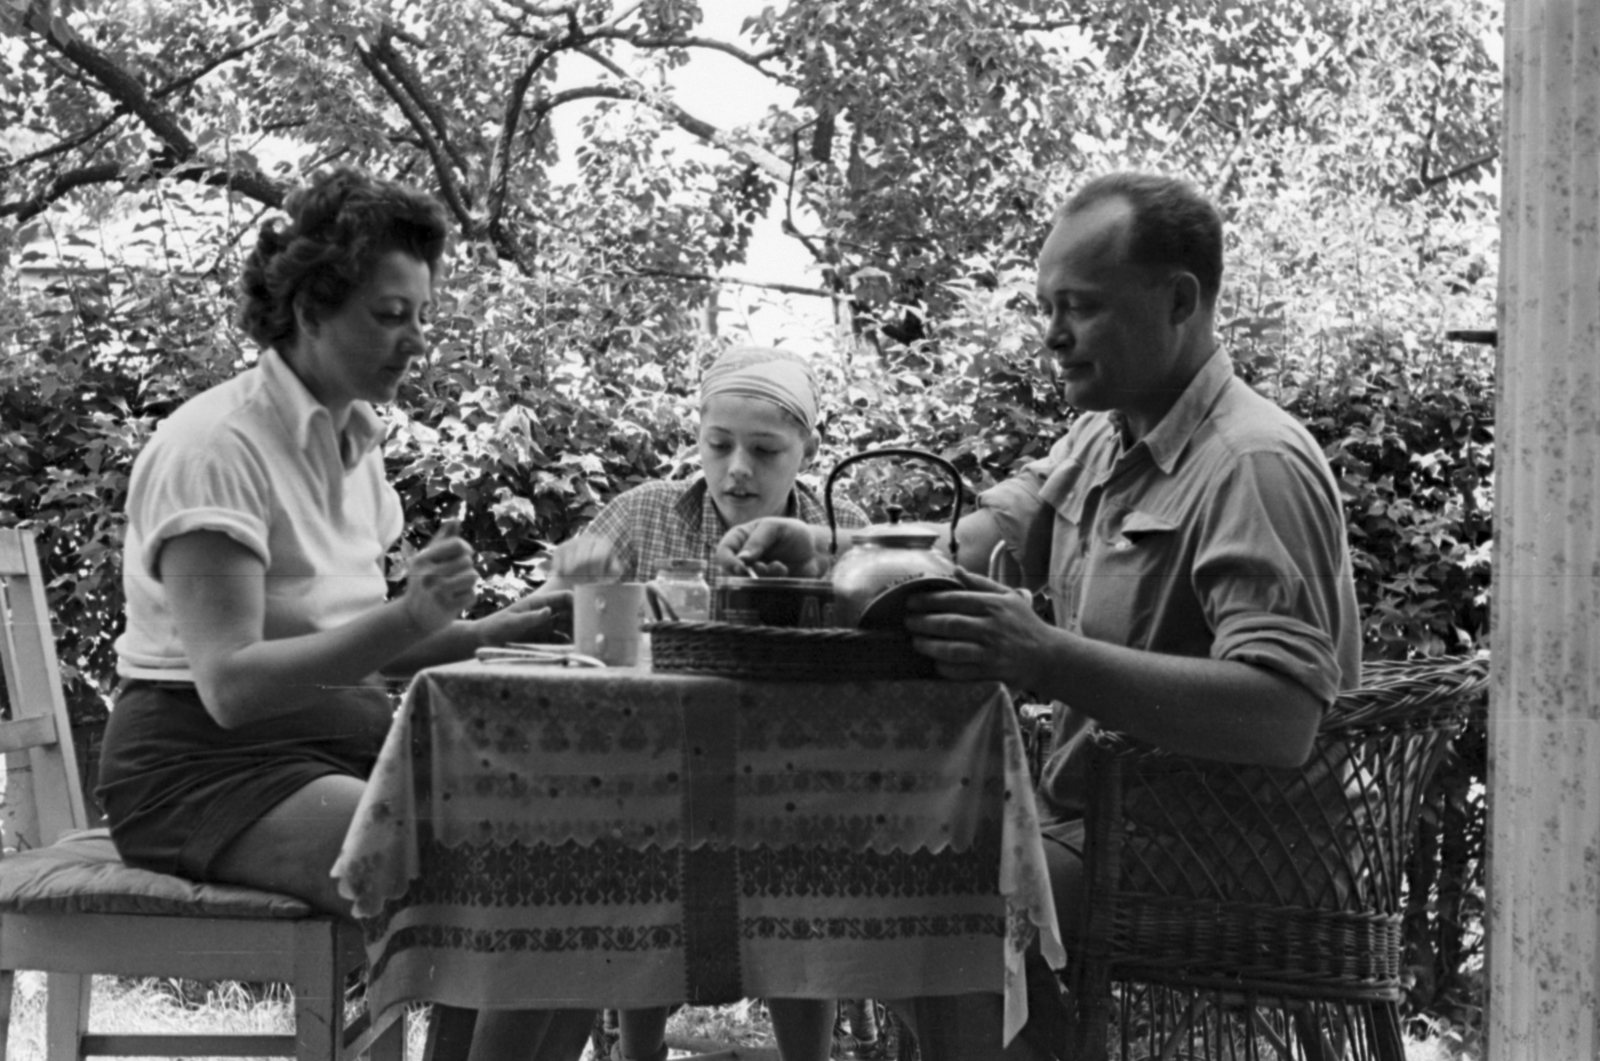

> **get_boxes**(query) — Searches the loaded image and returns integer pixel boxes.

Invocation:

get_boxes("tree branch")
[29,4,195,160]
[372,30,474,190]
[157,24,283,101]
[579,26,789,81]
[1,111,121,174]
[354,43,476,234]
[486,30,574,242]
[1,159,283,224]
[1400,151,1499,201]
[1209,31,1345,199]
[569,47,793,184]
[3,23,282,179]
[2,6,289,223]
[617,266,831,299]
[1011,19,1093,33]
[783,126,827,270]
[494,0,578,18]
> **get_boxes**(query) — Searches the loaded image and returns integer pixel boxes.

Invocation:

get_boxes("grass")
[3,975,1476,1061]
[4,973,312,1061]
[0,973,775,1061]
[1,973,1476,1060]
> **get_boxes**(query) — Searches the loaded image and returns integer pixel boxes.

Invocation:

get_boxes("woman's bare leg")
[209,774,366,914]
[212,776,594,1061]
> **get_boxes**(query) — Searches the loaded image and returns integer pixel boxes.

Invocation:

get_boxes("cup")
[574,582,647,666]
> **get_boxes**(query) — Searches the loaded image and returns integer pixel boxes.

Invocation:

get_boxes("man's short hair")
[1057,173,1224,307]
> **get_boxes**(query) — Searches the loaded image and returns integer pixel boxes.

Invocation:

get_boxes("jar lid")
[658,558,709,576]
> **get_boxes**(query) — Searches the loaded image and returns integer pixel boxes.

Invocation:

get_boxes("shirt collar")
[1132,347,1235,475]
[259,348,386,470]
[680,475,717,534]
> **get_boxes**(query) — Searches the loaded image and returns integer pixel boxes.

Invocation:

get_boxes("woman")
[549,345,870,1061]
[98,166,592,1061]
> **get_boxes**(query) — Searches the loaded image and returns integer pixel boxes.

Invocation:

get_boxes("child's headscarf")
[699,346,819,433]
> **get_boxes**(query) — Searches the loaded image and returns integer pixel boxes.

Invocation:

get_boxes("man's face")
[1035,199,1190,435]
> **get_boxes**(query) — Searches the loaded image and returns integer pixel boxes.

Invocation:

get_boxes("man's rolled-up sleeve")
[1196,449,1353,706]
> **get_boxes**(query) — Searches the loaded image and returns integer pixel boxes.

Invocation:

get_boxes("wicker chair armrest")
[1080,655,1489,915]
[1064,656,1488,1055]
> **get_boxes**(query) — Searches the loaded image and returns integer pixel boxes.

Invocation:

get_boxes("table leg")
[422,1004,478,1061]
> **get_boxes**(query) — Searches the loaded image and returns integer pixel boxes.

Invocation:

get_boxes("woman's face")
[699,394,818,526]
[292,249,433,420]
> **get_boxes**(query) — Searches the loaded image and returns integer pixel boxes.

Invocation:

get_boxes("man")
[719,172,1361,1059]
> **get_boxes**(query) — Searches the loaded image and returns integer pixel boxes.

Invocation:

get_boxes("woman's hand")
[716,517,826,577]
[903,568,1061,686]
[402,520,479,634]
[474,586,573,646]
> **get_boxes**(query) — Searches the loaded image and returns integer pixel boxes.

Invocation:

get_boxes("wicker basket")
[645,620,938,681]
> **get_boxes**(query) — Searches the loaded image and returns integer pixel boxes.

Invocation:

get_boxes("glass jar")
[654,558,712,621]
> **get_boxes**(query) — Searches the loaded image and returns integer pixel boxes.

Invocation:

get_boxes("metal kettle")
[823,448,964,628]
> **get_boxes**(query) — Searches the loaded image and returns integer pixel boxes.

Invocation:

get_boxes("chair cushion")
[0,828,316,918]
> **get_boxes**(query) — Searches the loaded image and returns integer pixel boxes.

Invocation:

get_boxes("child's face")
[699,394,818,527]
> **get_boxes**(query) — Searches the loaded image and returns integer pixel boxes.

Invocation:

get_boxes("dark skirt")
[96,679,394,880]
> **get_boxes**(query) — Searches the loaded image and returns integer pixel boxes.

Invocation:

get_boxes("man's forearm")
[1028,634,1323,767]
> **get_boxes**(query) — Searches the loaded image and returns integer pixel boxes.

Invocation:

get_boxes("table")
[334,659,1065,1051]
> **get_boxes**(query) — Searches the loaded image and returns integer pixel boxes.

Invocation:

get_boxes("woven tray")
[646,620,938,681]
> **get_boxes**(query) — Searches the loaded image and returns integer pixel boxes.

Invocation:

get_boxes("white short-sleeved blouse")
[114,348,403,682]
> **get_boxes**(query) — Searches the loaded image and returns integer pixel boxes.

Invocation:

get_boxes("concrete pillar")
[1488,0,1600,1055]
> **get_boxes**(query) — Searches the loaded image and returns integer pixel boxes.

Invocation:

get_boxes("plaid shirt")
[584,474,869,586]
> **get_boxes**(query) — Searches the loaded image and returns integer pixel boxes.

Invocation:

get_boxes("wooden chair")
[1063,654,1490,1061]
[0,527,405,1061]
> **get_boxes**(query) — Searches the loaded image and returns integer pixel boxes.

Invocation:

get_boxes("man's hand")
[715,517,827,578]
[550,534,623,586]
[904,568,1061,686]
[403,520,479,634]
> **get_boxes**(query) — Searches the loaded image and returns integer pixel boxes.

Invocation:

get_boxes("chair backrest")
[0,528,88,849]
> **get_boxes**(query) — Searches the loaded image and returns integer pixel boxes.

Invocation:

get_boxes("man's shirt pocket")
[1079,508,1193,650]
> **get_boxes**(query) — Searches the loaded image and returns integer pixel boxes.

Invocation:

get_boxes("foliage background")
[2,0,1498,1041]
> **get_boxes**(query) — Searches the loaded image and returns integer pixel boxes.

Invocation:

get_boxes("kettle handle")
[823,447,965,565]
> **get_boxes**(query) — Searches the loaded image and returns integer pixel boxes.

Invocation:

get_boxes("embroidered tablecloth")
[334,659,1065,1044]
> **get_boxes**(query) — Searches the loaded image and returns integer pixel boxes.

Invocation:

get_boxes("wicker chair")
[1062,654,1490,1061]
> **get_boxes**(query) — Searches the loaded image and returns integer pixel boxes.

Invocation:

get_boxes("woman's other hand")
[474,586,572,646]
[403,520,478,633]
[715,517,825,578]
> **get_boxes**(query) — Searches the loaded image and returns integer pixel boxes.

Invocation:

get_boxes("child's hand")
[551,534,623,585]
[716,518,824,578]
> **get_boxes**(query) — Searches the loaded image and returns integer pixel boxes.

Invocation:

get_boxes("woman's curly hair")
[238,167,450,353]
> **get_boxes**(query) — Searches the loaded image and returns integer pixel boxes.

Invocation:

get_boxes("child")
[550,345,867,590]
[550,345,868,1061]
